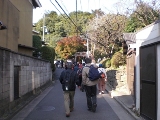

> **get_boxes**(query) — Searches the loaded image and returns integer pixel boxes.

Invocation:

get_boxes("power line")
[59,0,69,15]
[50,0,67,19]
[94,0,96,10]
[76,0,78,36]
[80,0,82,11]
[88,0,90,12]
[50,0,78,29]
[51,0,105,48]
[54,0,77,28]
[53,0,103,46]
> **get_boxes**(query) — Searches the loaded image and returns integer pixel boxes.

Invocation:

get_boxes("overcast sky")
[33,0,122,23]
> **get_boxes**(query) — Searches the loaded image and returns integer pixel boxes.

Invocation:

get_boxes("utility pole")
[76,0,78,37]
[86,33,89,58]
[42,13,45,41]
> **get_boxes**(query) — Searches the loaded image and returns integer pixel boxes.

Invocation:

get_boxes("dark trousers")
[85,85,97,109]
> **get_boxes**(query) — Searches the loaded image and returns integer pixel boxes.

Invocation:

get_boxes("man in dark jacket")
[59,62,80,117]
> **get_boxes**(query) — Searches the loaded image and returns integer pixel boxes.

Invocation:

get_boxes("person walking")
[59,62,80,117]
[98,64,107,94]
[73,63,79,72]
[78,61,83,69]
[61,59,64,68]
[82,57,99,112]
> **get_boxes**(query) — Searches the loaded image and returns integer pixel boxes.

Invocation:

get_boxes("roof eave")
[32,0,42,8]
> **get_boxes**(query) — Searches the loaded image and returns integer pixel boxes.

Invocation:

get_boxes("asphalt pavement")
[11,68,136,120]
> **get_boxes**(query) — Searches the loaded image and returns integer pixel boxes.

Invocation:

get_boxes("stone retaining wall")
[106,66,129,94]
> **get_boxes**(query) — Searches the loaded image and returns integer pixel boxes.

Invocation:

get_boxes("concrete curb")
[105,85,144,120]
[113,96,142,120]
[10,85,54,120]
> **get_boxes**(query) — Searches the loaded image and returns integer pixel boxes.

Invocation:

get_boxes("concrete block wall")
[0,48,52,117]
[0,50,11,116]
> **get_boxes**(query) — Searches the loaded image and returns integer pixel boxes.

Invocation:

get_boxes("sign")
[74,52,91,57]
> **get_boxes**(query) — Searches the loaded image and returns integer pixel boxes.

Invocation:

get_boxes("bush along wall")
[32,35,42,58]
[111,50,126,68]
[41,46,56,71]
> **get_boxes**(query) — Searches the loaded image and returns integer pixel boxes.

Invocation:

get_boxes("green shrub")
[105,59,111,68]
[41,46,56,71]
[111,51,126,68]
[94,49,107,62]
[32,35,42,57]
[99,59,111,68]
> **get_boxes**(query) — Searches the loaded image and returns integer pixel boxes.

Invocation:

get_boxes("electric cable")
[76,0,78,36]
[59,0,69,15]
[88,0,89,12]
[51,0,105,48]
[80,0,82,11]
[54,0,77,28]
[50,0,67,19]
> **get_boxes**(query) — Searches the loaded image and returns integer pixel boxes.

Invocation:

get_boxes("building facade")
[0,0,53,118]
[125,20,160,120]
[0,0,41,56]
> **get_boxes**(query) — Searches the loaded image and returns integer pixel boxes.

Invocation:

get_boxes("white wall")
[136,22,160,41]
[135,21,160,114]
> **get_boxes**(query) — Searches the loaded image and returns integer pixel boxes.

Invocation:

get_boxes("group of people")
[55,60,64,68]
[59,57,107,117]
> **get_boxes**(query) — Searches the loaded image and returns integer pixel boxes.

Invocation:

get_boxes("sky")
[33,0,122,23]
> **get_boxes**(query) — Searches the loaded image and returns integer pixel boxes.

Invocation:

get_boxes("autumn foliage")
[55,36,86,59]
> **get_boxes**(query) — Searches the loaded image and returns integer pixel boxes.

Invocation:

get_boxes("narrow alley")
[11,68,135,120]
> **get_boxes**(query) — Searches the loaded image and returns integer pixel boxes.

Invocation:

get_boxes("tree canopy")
[33,0,160,64]
[55,36,86,59]
[125,0,160,32]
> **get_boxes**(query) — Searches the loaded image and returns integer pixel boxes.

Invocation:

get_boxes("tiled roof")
[123,33,136,45]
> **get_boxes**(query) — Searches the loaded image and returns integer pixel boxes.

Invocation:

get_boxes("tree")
[87,13,127,58]
[33,11,94,49]
[125,0,160,32]
[32,35,42,57]
[41,46,56,71]
[92,9,105,18]
[55,36,86,59]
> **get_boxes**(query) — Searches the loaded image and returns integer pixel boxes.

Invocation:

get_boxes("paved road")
[11,68,135,120]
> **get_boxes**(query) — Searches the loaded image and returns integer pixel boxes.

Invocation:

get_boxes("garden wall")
[106,66,129,94]
[0,47,52,117]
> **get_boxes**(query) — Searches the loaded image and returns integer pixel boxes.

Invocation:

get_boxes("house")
[0,0,53,118]
[0,0,41,56]
[125,20,160,120]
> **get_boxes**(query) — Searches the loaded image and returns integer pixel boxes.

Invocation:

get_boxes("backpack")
[87,65,101,81]
[77,68,83,79]
[100,72,106,78]
[99,68,106,78]
[63,71,73,91]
